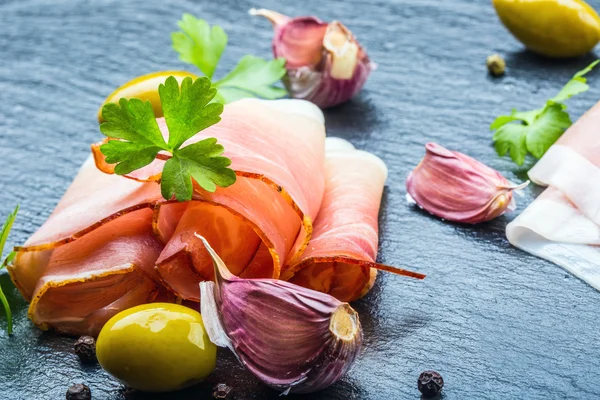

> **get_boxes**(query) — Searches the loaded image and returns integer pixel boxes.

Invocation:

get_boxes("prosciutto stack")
[507,101,600,291]
[8,99,419,336]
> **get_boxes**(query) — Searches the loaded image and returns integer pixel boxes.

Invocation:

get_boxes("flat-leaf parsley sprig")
[100,76,236,201]
[172,14,287,103]
[491,60,599,166]
[0,205,19,335]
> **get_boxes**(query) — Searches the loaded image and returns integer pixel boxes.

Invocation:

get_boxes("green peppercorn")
[418,370,444,398]
[66,383,91,400]
[74,335,96,363]
[486,54,506,77]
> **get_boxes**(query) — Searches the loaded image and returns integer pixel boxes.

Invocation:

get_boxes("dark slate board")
[1,0,600,399]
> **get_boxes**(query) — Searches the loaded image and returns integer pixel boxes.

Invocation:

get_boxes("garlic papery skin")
[250,8,374,108]
[406,143,529,224]
[197,235,362,394]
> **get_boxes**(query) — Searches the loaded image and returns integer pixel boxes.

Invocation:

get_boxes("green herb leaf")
[161,139,236,201]
[100,99,167,175]
[161,156,193,202]
[213,56,288,103]
[171,14,227,79]
[0,205,19,335]
[100,76,235,201]
[0,290,11,336]
[550,60,600,104]
[493,123,528,166]
[100,140,164,175]
[0,206,18,259]
[3,251,16,267]
[524,104,572,159]
[159,76,223,150]
[178,139,237,191]
[101,99,167,146]
[172,15,288,103]
[491,60,598,165]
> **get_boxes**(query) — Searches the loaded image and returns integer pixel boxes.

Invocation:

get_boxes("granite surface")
[1,0,600,399]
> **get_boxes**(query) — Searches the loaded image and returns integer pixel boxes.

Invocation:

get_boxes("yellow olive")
[97,71,197,123]
[493,0,600,58]
[96,303,216,392]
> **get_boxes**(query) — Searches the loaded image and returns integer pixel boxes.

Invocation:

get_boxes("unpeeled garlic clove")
[197,234,362,394]
[250,8,374,108]
[406,142,528,224]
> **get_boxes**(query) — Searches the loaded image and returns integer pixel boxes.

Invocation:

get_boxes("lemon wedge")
[97,71,198,122]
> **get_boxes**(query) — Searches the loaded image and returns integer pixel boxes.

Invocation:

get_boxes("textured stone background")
[1,0,599,399]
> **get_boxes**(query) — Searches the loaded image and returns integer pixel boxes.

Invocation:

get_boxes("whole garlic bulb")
[250,8,375,108]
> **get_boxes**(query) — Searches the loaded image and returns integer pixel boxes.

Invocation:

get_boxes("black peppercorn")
[418,370,444,398]
[212,383,233,399]
[74,335,96,363]
[66,383,91,400]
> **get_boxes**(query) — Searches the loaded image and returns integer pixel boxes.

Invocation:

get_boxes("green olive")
[493,0,600,58]
[96,303,217,392]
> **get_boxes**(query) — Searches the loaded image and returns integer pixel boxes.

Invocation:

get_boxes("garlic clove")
[263,13,328,70]
[250,8,374,108]
[323,22,360,80]
[197,234,362,394]
[406,142,529,224]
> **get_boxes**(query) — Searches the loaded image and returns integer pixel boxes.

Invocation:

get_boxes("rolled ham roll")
[9,99,327,334]
[9,99,423,336]
[149,99,326,301]
[8,158,166,335]
[507,101,600,290]
[285,138,424,302]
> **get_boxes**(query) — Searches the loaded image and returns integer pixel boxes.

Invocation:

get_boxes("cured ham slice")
[9,99,327,333]
[8,154,166,337]
[10,97,423,336]
[21,208,164,336]
[8,156,163,302]
[285,138,424,302]
[92,98,327,301]
[155,178,300,301]
[507,101,600,290]
[93,99,326,263]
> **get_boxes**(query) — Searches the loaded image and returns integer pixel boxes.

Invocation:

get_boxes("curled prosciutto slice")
[8,156,163,302]
[507,101,600,290]
[10,99,328,334]
[155,178,300,301]
[7,156,166,335]
[13,207,165,336]
[285,138,425,302]
[92,98,326,301]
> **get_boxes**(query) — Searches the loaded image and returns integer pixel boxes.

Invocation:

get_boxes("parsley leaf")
[551,60,600,103]
[491,60,598,165]
[524,104,572,159]
[100,98,167,175]
[0,205,19,335]
[158,74,223,150]
[100,76,236,201]
[162,139,235,201]
[171,14,227,79]
[161,156,193,202]
[213,56,288,103]
[493,123,528,166]
[172,15,288,103]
